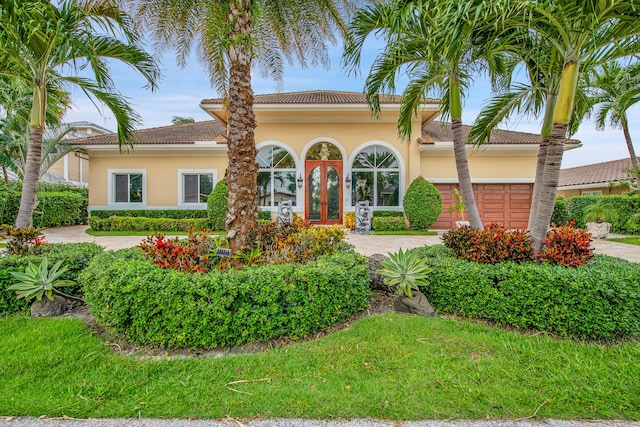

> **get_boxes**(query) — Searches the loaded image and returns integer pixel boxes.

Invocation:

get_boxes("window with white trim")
[257,145,297,207]
[179,170,215,205]
[114,173,143,203]
[351,145,400,207]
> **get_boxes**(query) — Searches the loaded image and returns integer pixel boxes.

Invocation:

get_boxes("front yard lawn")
[1,313,638,420]
[609,236,640,246]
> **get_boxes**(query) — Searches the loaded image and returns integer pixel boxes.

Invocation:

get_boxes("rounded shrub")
[207,178,228,231]
[81,248,370,348]
[403,177,442,230]
[416,245,640,341]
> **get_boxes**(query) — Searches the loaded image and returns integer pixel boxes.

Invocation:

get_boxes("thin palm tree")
[126,0,354,251]
[344,0,512,229]
[0,0,159,227]
[496,0,640,251]
[589,61,640,189]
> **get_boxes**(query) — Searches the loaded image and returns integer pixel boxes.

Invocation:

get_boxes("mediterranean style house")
[73,90,580,229]
[558,157,639,196]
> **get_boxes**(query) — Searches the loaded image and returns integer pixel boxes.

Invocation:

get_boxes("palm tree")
[496,0,640,251]
[126,0,353,251]
[171,116,195,125]
[344,0,511,229]
[0,0,159,227]
[589,61,640,190]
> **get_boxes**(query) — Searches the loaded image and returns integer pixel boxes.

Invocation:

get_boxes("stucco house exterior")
[73,90,580,229]
[558,157,639,196]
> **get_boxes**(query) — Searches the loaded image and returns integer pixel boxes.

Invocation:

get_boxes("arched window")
[257,145,297,208]
[351,145,400,207]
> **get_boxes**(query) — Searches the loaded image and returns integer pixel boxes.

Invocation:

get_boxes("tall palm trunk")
[15,82,46,228]
[621,115,640,190]
[225,0,259,252]
[451,117,482,228]
[530,123,566,252]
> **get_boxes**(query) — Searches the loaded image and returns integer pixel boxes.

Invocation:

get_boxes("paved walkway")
[42,225,640,263]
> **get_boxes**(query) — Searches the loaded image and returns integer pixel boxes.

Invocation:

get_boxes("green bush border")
[90,209,208,219]
[372,216,407,231]
[82,248,370,348]
[88,216,211,232]
[416,245,640,341]
[562,195,640,234]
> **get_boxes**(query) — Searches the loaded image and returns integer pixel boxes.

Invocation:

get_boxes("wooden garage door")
[432,183,533,230]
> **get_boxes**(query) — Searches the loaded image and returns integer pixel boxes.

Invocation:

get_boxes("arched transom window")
[257,145,297,207]
[351,145,400,207]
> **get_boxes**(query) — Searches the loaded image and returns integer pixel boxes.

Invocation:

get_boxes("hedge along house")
[75,90,581,229]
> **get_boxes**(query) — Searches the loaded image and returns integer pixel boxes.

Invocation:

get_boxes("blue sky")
[64,44,639,169]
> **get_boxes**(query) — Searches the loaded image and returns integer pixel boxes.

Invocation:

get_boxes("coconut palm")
[589,61,640,189]
[0,0,159,227]
[344,0,512,229]
[126,0,354,251]
[496,0,640,251]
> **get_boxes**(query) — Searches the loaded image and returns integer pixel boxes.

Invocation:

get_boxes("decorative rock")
[586,222,611,239]
[30,295,66,317]
[368,254,393,293]
[393,291,436,317]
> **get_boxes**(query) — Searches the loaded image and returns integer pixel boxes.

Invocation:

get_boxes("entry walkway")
[41,225,640,263]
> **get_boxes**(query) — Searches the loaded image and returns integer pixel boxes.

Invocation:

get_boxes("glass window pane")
[376,147,399,168]
[353,146,375,168]
[184,174,199,203]
[377,171,399,206]
[352,171,374,206]
[272,147,295,168]
[129,174,142,203]
[327,166,340,220]
[257,146,271,168]
[273,171,297,205]
[258,171,272,207]
[115,174,128,203]
[308,166,321,220]
[199,174,214,203]
[306,143,341,160]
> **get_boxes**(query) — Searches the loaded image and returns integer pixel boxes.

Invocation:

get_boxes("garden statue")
[355,201,372,232]
[278,200,293,225]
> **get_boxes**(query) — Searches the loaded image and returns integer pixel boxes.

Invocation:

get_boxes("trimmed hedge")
[403,177,442,230]
[416,245,640,341]
[551,197,570,226]
[372,216,407,231]
[90,209,208,219]
[0,188,88,226]
[81,248,370,348]
[207,178,227,231]
[565,195,640,234]
[0,242,104,315]
[88,216,211,232]
[373,210,404,218]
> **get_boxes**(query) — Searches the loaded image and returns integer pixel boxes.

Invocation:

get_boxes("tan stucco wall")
[420,154,537,180]
[88,154,228,207]
[557,185,630,197]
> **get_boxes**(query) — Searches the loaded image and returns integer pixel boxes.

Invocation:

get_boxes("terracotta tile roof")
[559,157,638,187]
[70,120,226,146]
[419,121,580,145]
[201,90,439,105]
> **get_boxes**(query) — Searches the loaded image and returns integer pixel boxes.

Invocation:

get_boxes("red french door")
[305,160,342,224]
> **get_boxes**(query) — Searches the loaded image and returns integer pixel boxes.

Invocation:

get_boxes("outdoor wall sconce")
[345,175,352,189]
[297,174,303,189]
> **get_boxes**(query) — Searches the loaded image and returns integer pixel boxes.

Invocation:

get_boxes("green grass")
[371,230,438,235]
[85,229,225,237]
[609,236,640,246]
[1,313,639,420]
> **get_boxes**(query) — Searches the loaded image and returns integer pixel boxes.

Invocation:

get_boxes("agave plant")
[377,248,432,298]
[7,259,76,302]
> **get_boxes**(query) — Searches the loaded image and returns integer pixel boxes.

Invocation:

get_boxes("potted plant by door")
[449,187,469,227]
[583,202,618,239]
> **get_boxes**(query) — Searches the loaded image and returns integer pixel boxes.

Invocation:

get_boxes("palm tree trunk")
[15,125,43,227]
[527,136,549,230]
[530,123,566,252]
[225,0,259,252]
[451,117,483,229]
[621,115,640,191]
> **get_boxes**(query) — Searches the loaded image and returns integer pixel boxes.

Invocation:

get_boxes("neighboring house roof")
[70,120,227,146]
[559,157,638,187]
[419,121,581,146]
[201,90,439,105]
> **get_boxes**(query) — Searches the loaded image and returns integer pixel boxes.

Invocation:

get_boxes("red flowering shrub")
[442,224,534,264]
[538,221,593,267]
[1,226,50,255]
[138,228,216,273]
